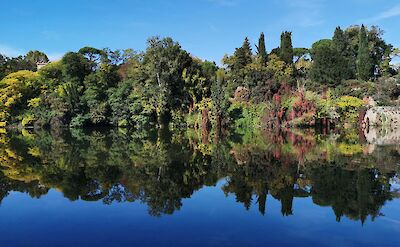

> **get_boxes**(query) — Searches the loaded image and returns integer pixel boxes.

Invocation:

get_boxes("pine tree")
[357,25,372,81]
[256,32,268,65]
[234,37,253,70]
[280,31,293,65]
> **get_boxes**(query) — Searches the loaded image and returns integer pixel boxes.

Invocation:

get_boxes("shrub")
[336,96,364,124]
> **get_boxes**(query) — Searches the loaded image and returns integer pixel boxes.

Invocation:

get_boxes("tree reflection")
[0,128,398,222]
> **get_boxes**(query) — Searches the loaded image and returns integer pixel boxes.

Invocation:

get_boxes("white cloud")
[360,4,400,23]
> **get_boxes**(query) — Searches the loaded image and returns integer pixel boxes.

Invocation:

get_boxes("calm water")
[0,128,399,247]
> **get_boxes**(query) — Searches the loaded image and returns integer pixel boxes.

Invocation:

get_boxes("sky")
[0,0,399,63]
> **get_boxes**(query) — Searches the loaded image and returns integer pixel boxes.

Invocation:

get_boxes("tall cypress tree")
[332,26,353,79]
[357,25,372,81]
[257,32,268,65]
[234,37,253,70]
[332,27,347,53]
[280,31,293,65]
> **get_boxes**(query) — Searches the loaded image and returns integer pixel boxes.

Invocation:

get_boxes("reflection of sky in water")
[1,182,399,247]
[390,176,400,191]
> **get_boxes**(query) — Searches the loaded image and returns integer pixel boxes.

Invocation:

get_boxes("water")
[0,128,399,247]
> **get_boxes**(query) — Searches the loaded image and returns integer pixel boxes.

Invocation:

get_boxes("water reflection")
[0,128,399,222]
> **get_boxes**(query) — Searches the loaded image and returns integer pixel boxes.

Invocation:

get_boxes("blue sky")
[1,0,399,62]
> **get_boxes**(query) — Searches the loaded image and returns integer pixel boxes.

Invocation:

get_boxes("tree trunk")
[202,108,210,144]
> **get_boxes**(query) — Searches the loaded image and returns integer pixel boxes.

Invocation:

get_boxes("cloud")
[360,4,400,23]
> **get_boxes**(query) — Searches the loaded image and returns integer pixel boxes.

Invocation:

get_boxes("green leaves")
[357,25,373,81]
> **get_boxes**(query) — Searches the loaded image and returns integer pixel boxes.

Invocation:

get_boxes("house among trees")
[36,61,49,70]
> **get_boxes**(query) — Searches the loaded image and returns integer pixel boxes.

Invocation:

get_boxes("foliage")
[266,54,293,83]
[310,39,345,87]
[0,71,40,123]
[280,31,293,65]
[0,25,397,131]
[256,32,268,65]
[335,96,364,124]
[357,25,372,81]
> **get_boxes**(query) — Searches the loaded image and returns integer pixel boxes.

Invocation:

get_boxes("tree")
[25,50,49,64]
[332,27,353,79]
[266,54,293,83]
[256,32,268,65]
[142,36,193,126]
[293,48,309,64]
[344,25,392,78]
[78,47,106,71]
[233,37,253,70]
[280,31,293,65]
[61,52,91,83]
[212,69,228,135]
[82,63,120,125]
[182,59,216,112]
[0,71,40,123]
[310,39,344,87]
[0,54,6,80]
[357,25,372,81]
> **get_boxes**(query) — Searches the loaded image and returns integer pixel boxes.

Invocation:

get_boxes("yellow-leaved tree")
[0,70,40,125]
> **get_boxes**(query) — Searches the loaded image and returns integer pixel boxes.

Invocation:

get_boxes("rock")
[234,86,250,102]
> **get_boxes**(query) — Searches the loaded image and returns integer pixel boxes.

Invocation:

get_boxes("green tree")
[280,31,293,65]
[332,27,353,79]
[0,54,6,80]
[78,47,106,71]
[256,32,268,65]
[234,37,253,70]
[142,37,193,126]
[357,25,372,81]
[25,50,49,64]
[310,39,344,87]
[61,52,91,83]
[212,69,228,135]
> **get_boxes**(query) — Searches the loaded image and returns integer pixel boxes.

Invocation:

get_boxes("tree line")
[0,25,398,131]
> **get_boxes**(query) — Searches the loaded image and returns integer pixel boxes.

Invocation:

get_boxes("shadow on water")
[0,127,399,222]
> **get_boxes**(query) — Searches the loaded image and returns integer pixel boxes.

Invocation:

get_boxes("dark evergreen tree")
[357,25,372,81]
[279,31,293,65]
[234,37,252,70]
[332,27,347,53]
[310,39,344,87]
[212,69,228,136]
[256,32,268,65]
[332,26,353,79]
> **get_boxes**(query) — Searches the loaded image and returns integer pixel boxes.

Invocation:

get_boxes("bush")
[228,102,267,129]
[70,114,90,128]
[22,114,36,127]
[335,96,364,124]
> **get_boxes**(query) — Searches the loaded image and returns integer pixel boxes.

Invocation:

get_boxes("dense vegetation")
[0,25,399,133]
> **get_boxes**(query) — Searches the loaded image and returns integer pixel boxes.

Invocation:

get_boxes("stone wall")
[363,107,400,128]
